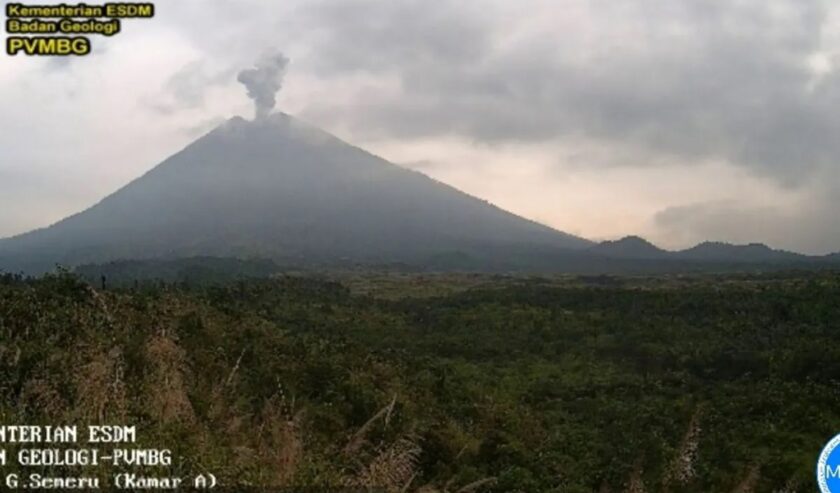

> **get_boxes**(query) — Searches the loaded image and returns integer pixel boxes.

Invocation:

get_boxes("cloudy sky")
[1,0,839,254]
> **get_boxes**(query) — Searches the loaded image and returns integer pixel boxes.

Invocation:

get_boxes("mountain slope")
[0,114,590,273]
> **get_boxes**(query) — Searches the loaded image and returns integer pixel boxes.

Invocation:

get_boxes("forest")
[1,268,838,492]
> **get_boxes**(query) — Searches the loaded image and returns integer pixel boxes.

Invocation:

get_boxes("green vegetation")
[1,269,838,491]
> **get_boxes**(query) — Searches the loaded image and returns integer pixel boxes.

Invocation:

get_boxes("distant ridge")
[675,241,806,263]
[588,236,837,266]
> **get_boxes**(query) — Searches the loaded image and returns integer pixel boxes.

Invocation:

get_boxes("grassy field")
[1,269,838,491]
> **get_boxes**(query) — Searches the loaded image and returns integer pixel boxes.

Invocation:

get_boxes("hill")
[588,235,669,259]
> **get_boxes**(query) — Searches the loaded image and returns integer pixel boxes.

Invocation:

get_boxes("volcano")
[0,114,592,274]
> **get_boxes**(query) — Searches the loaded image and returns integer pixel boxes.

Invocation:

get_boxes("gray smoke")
[237,50,290,120]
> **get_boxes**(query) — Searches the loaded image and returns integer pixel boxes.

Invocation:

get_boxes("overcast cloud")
[1,0,839,253]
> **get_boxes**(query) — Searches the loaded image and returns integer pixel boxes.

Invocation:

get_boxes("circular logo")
[818,434,840,492]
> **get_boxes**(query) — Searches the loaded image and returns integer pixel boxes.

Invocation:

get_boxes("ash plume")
[237,50,290,120]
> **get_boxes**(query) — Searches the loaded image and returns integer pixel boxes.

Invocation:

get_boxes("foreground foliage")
[1,270,838,491]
